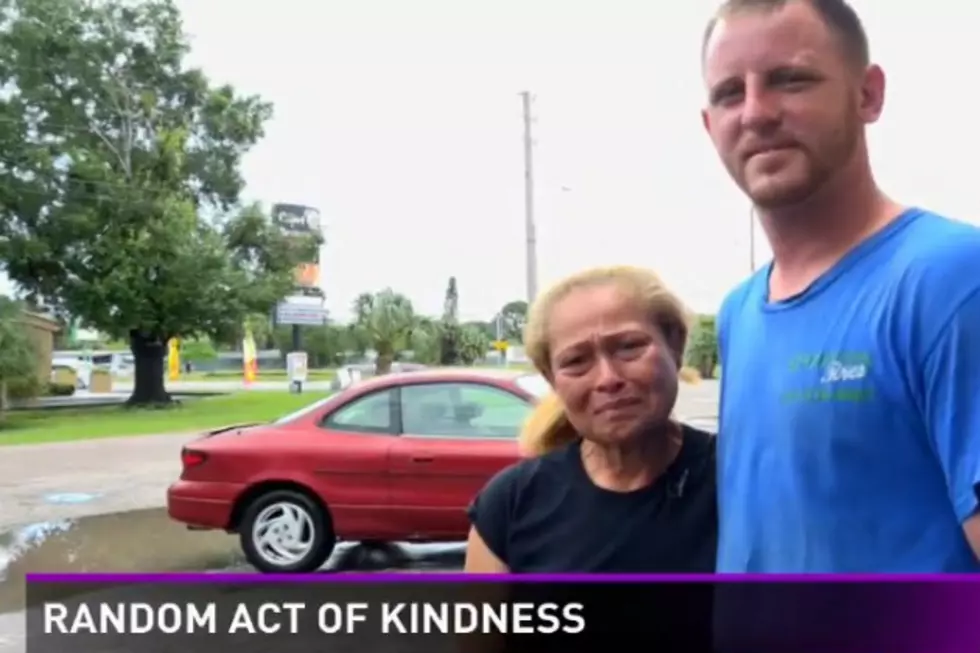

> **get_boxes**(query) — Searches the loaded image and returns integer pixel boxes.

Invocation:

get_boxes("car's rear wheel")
[239,490,335,573]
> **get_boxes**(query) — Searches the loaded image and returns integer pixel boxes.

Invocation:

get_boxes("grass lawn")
[0,391,329,447]
[180,369,337,382]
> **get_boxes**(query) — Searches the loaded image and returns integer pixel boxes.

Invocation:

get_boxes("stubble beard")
[741,112,860,211]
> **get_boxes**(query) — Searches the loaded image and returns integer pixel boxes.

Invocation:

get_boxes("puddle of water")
[0,520,75,582]
[43,493,101,505]
[0,507,243,614]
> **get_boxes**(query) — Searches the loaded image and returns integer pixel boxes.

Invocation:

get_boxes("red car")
[167,368,548,573]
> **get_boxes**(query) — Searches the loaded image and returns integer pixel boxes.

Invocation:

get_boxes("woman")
[464,266,717,573]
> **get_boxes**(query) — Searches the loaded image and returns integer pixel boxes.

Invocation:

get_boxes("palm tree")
[409,316,441,364]
[0,297,38,421]
[352,289,416,374]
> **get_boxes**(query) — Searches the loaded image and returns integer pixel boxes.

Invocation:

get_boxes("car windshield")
[272,395,333,425]
[514,373,550,399]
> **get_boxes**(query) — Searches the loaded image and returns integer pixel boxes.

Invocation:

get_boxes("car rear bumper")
[166,480,245,530]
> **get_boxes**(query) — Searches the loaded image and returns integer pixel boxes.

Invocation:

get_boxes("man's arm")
[921,288,980,561]
[964,514,980,560]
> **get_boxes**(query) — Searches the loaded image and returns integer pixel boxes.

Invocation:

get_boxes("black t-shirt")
[467,425,717,573]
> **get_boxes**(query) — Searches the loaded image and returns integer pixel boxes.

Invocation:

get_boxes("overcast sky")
[4,1,978,323]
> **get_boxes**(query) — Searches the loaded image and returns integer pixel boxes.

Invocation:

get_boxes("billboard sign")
[272,203,322,290]
[272,203,322,236]
[275,297,328,326]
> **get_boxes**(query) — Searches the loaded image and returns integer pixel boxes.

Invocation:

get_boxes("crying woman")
[464,265,718,574]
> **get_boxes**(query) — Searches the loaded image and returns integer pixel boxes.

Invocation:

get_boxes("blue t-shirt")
[716,208,980,572]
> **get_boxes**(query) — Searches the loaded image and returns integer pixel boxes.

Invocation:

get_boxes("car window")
[400,382,533,439]
[272,395,334,425]
[322,389,395,434]
[514,373,550,398]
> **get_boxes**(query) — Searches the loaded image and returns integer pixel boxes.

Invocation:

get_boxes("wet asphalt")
[0,509,464,653]
[0,508,465,612]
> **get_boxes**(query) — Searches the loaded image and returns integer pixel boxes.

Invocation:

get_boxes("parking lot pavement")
[0,432,198,530]
[675,379,720,426]
[0,612,22,653]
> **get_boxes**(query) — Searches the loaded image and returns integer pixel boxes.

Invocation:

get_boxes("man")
[701,0,980,572]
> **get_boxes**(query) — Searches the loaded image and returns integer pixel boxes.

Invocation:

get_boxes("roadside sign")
[276,300,328,326]
[287,351,308,384]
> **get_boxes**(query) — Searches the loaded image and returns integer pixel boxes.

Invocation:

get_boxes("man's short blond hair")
[701,0,870,68]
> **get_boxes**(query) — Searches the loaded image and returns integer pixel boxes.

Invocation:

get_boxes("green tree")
[684,314,718,379]
[180,338,217,363]
[409,317,441,365]
[0,0,315,405]
[456,324,490,365]
[439,276,461,365]
[497,300,528,342]
[345,322,371,360]
[211,311,275,352]
[464,320,494,341]
[353,289,416,375]
[232,312,274,351]
[280,323,350,367]
[0,297,38,420]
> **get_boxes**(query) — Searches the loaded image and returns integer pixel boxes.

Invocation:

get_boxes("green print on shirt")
[781,351,874,404]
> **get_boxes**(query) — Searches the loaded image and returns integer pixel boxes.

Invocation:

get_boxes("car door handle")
[412,456,434,463]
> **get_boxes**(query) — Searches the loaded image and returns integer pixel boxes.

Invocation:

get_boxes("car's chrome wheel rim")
[251,501,316,567]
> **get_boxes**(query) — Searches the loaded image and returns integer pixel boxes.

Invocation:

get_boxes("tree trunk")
[375,353,393,376]
[127,330,172,407]
[698,357,714,380]
[0,379,7,424]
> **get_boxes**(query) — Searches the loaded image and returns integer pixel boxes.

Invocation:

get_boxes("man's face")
[701,1,884,209]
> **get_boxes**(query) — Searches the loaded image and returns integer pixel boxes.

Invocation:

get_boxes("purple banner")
[711,578,980,653]
[22,574,980,653]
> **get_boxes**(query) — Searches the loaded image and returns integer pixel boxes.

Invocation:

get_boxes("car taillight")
[181,449,208,469]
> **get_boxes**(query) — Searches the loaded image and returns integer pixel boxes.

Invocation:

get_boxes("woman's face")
[546,283,679,446]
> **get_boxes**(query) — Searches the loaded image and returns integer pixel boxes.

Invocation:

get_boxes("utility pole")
[521,91,538,303]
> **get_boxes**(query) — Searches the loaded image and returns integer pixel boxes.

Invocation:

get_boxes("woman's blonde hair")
[518,265,691,457]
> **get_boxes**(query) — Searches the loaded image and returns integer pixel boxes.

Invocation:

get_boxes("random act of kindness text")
[42,599,587,635]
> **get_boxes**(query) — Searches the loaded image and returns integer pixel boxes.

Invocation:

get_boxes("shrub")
[47,382,76,396]
[6,375,43,400]
[684,314,718,379]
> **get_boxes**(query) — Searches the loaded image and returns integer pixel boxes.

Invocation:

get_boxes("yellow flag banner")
[242,329,258,384]
[168,338,180,381]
